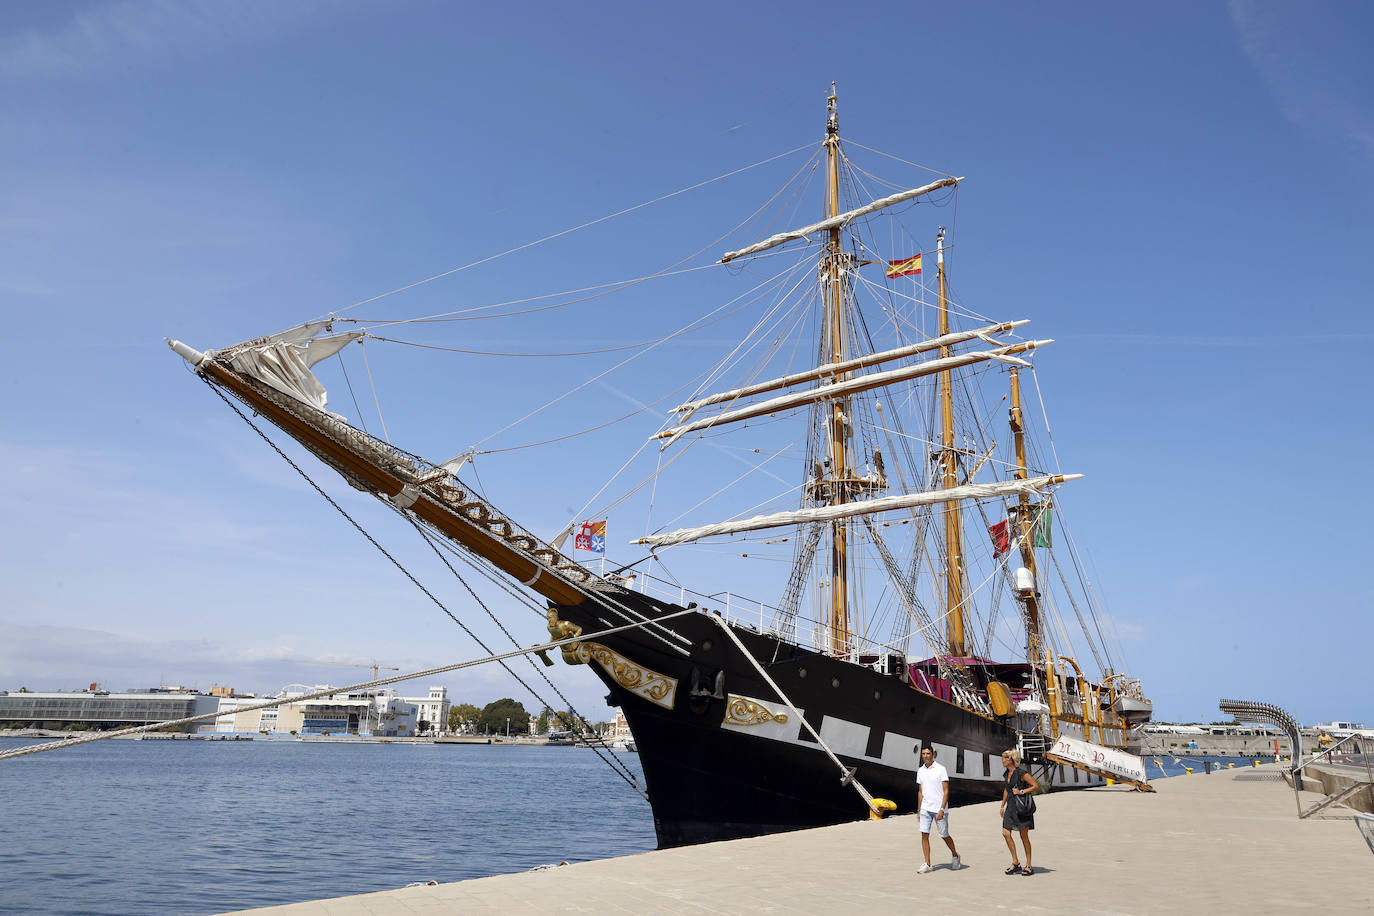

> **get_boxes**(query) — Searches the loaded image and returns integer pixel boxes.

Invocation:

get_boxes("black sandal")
[1020,866,1034,876]
[1005,864,1021,875]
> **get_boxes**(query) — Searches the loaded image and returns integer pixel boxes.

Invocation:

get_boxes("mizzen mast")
[822,85,852,656]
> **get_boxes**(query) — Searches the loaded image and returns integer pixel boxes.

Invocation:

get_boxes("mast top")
[827,83,838,137]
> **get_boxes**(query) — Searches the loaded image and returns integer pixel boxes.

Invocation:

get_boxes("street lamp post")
[506,716,510,739]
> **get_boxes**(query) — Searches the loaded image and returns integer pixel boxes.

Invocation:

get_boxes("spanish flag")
[885,254,923,278]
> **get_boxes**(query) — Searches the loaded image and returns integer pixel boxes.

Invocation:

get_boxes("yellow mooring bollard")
[868,798,897,820]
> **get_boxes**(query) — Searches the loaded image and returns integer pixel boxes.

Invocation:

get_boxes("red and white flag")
[575,520,607,554]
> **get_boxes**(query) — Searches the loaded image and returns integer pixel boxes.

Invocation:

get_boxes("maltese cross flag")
[575,520,607,554]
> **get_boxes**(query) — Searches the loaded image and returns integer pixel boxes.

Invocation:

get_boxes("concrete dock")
[228,764,1373,915]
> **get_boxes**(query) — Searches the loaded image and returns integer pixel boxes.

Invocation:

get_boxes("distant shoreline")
[0,729,601,747]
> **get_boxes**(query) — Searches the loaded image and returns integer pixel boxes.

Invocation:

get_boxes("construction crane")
[282,659,400,683]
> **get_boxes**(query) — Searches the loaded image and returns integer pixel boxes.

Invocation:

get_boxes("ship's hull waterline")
[557,591,1021,848]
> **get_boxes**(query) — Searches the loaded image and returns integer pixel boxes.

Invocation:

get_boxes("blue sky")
[1,0,1371,727]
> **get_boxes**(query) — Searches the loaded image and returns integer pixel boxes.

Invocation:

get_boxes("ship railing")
[1044,652,1129,751]
[1356,813,1374,856]
[1289,733,1374,819]
[625,568,912,661]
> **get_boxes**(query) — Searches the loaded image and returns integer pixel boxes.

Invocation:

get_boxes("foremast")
[822,86,853,657]
[935,229,968,659]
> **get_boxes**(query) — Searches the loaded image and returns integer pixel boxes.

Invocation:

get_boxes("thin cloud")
[1061,331,1372,347]
[0,0,363,81]
[1229,0,1374,158]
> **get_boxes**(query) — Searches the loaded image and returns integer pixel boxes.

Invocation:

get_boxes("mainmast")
[823,85,852,657]
[1009,367,1044,664]
[937,228,968,658]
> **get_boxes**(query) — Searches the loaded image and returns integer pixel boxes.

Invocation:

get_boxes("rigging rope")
[335,350,370,435]
[403,515,642,787]
[359,337,390,444]
[468,255,810,451]
[323,141,818,320]
[207,381,650,797]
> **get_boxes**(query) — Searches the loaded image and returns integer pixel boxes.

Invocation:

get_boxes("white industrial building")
[198,685,418,736]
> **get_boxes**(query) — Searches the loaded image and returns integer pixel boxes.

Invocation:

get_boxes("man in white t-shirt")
[915,746,961,873]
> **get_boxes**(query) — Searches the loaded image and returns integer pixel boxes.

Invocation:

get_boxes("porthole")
[831,677,840,688]
[701,639,712,651]
[798,668,808,678]
[873,690,881,701]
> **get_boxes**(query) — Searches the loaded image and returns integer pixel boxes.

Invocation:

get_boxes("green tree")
[417,719,431,735]
[449,703,480,734]
[479,698,530,735]
[536,706,551,735]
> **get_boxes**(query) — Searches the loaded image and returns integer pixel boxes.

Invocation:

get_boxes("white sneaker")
[917,863,931,874]
[951,855,962,870]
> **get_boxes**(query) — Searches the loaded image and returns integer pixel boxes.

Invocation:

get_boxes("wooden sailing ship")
[169,88,1152,846]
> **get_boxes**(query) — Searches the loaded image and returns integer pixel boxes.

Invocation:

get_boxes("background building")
[273,687,417,736]
[0,687,214,732]
[401,686,450,736]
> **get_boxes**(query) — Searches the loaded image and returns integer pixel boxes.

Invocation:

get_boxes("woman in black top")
[1000,749,1039,875]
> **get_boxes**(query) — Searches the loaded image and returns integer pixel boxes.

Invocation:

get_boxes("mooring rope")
[0,612,695,764]
[210,382,646,795]
[708,614,882,814]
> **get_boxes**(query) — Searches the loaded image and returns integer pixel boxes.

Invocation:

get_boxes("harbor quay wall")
[1139,732,1294,757]
[224,764,1374,915]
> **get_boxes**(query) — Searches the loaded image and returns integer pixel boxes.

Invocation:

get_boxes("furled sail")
[672,319,1031,417]
[719,177,961,263]
[634,473,1080,548]
[654,340,1051,443]
[170,322,362,413]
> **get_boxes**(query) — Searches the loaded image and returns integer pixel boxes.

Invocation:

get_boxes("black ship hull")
[558,590,1021,848]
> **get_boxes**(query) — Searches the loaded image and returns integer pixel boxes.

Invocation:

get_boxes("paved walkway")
[227,765,1373,915]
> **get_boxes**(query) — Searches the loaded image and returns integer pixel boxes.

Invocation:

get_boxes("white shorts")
[919,809,950,837]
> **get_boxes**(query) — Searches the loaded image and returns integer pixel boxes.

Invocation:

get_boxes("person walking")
[915,746,961,873]
[1000,749,1039,875]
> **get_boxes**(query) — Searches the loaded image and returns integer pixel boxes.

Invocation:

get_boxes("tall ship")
[168,88,1152,847]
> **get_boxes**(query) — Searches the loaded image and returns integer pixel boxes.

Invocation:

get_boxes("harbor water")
[0,739,654,915]
[0,738,1262,915]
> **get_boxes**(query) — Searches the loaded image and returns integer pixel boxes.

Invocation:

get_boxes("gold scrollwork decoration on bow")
[723,695,789,727]
[573,642,677,710]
